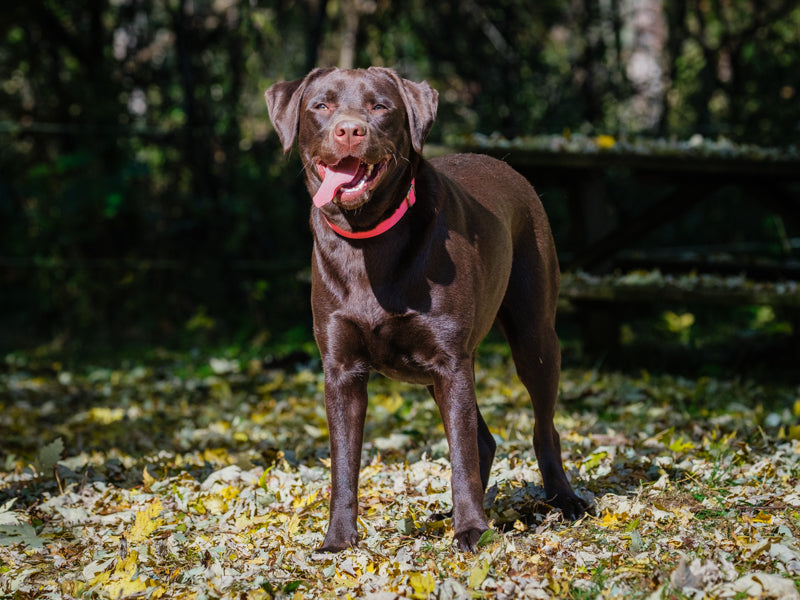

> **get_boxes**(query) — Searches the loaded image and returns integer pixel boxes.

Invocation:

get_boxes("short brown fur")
[266,67,588,552]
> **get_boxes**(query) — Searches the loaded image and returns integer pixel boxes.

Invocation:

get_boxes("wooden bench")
[559,270,800,358]
[428,137,800,358]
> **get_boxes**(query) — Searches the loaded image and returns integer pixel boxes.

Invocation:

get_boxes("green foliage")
[0,1,797,351]
[34,438,63,476]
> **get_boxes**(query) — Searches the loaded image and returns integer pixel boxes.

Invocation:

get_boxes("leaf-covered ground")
[1,349,799,599]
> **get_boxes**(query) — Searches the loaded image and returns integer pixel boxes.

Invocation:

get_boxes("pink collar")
[323,180,416,239]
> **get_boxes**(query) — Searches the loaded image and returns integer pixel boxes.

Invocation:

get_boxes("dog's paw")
[550,492,591,521]
[315,539,356,554]
[454,527,490,552]
[317,528,359,553]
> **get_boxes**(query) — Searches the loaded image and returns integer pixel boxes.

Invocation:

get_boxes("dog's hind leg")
[496,254,589,520]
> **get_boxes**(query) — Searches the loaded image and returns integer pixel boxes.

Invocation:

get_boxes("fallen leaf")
[128,500,164,543]
[468,559,491,589]
[408,572,436,599]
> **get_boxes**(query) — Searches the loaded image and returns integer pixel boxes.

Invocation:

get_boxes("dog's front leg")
[433,362,490,552]
[319,366,368,552]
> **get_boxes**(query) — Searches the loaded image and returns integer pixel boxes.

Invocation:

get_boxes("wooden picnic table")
[428,137,800,356]
[428,137,800,274]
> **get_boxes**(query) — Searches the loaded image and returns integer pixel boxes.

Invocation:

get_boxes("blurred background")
[1,0,798,374]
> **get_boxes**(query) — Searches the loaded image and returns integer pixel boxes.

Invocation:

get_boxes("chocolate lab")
[265,67,588,552]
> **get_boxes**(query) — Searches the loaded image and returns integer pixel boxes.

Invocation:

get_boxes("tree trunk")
[304,0,329,72]
[339,0,360,69]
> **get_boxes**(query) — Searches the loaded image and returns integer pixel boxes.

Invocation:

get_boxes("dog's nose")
[333,119,367,149]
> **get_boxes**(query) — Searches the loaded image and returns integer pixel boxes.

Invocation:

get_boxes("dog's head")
[266,67,438,211]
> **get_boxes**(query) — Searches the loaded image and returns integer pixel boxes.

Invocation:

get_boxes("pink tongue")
[312,157,361,208]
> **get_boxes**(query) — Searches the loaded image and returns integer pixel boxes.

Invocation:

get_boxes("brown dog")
[266,67,588,552]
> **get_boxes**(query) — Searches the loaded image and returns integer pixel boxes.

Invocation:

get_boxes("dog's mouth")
[313,156,388,210]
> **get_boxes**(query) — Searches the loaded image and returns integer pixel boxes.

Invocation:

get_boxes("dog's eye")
[314,103,329,110]
[372,104,388,111]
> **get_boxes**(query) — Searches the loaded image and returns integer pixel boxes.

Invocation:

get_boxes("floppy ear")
[400,78,438,154]
[373,68,439,154]
[265,68,334,154]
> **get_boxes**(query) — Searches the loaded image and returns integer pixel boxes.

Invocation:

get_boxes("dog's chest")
[313,232,469,383]
[356,312,452,384]
[330,276,453,383]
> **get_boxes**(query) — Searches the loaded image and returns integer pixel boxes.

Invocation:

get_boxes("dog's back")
[428,152,560,313]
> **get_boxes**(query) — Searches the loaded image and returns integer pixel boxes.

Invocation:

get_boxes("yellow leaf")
[204,495,228,515]
[150,586,167,599]
[598,510,621,528]
[104,568,148,598]
[793,399,800,419]
[468,559,491,589]
[88,407,124,425]
[409,572,436,599]
[596,134,616,149]
[374,392,404,414]
[190,497,207,514]
[664,311,694,333]
[88,569,110,588]
[549,578,564,594]
[285,513,300,536]
[99,550,167,599]
[219,486,241,501]
[142,466,156,490]
[114,550,138,581]
[129,500,164,543]
[293,488,319,510]
[667,435,696,453]
[203,447,232,465]
[784,424,800,440]
[582,451,608,471]
[751,511,772,524]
